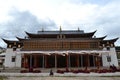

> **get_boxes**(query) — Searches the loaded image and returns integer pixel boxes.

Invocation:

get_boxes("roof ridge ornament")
[78,27,80,31]
[60,25,62,32]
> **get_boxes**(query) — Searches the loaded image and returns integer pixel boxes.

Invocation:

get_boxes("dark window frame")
[12,56,16,62]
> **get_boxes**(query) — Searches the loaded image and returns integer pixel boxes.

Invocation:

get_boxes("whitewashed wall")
[4,48,21,68]
[102,47,118,67]
[15,48,22,67]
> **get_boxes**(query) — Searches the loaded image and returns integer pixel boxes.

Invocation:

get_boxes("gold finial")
[42,27,44,32]
[60,25,62,32]
[78,27,80,31]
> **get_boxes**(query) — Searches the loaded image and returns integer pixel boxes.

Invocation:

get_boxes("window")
[13,47,16,51]
[107,47,110,51]
[107,56,111,62]
[12,56,16,62]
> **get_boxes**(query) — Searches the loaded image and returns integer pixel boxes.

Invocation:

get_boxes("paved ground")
[0,72,120,80]
[1,72,120,77]
[4,76,120,80]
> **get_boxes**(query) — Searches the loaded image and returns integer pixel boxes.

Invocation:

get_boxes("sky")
[0,0,120,47]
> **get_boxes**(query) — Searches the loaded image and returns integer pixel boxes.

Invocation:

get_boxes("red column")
[85,54,89,70]
[55,54,57,68]
[87,54,90,67]
[97,56,100,69]
[24,54,29,68]
[95,56,99,68]
[34,55,37,68]
[23,54,26,68]
[76,54,79,67]
[66,54,68,68]
[99,56,102,66]
[43,55,45,68]
[45,55,48,68]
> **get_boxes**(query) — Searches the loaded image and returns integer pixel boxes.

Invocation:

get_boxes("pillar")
[81,55,83,67]
[93,55,95,67]
[76,54,79,67]
[23,54,26,68]
[66,54,69,68]
[85,54,89,70]
[34,55,37,68]
[24,54,28,68]
[55,54,57,68]
[95,56,97,67]
[43,55,44,68]
[97,56,100,69]
[87,54,90,67]
[30,54,32,68]
[68,54,71,68]
[45,55,48,68]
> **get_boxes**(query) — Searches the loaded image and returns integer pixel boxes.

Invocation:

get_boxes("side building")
[115,46,120,66]
[2,29,119,69]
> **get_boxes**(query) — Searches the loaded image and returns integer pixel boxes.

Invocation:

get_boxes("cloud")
[0,0,120,47]
[57,0,120,45]
[68,0,112,5]
[0,9,57,47]
[91,1,120,38]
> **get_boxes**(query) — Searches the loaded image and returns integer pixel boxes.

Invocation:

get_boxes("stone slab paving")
[5,76,120,80]
[1,72,120,77]
[1,72,120,80]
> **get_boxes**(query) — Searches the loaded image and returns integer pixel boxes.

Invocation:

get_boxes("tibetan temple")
[2,29,119,71]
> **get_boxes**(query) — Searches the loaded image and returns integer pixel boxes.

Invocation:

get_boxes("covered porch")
[17,50,110,70]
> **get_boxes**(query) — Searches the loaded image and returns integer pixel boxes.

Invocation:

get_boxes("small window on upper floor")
[12,56,16,62]
[107,47,110,51]
[13,47,16,51]
[107,56,111,62]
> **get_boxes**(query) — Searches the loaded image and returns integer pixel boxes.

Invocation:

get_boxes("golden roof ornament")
[60,26,62,32]
[78,27,80,31]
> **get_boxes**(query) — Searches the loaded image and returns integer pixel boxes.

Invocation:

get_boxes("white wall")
[15,48,22,68]
[109,48,119,67]
[102,47,118,67]
[4,48,21,68]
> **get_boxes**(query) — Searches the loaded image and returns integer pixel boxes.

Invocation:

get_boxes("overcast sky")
[0,0,120,47]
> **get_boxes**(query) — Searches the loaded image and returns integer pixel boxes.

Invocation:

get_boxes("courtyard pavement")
[5,76,120,80]
[0,72,120,80]
[0,72,120,77]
